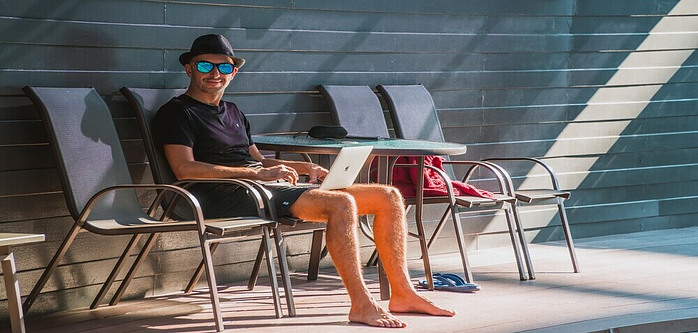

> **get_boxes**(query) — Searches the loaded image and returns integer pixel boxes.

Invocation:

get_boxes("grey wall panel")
[0,71,173,93]
[5,45,163,71]
[246,113,333,134]
[288,31,575,53]
[570,16,664,34]
[0,146,54,171]
[227,52,488,72]
[463,131,698,164]
[292,0,576,15]
[0,170,61,196]
[0,97,39,120]
[165,2,491,33]
[168,0,293,6]
[0,120,45,144]
[574,0,679,15]
[1,0,165,23]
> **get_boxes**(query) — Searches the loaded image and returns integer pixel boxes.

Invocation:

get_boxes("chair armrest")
[173,178,293,223]
[79,182,271,234]
[483,157,562,190]
[169,178,270,219]
[172,178,267,210]
[392,158,515,196]
[442,160,516,196]
[78,184,206,226]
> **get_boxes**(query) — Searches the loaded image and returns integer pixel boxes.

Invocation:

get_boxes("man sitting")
[152,34,455,328]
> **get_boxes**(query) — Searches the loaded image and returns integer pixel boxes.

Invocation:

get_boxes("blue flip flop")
[417,273,480,293]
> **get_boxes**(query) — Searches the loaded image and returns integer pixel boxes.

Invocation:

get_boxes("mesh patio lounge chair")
[22,86,286,332]
[377,84,580,278]
[120,88,328,300]
[318,85,529,288]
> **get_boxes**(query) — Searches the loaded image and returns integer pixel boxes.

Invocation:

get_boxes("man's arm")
[249,144,328,183]
[163,144,301,183]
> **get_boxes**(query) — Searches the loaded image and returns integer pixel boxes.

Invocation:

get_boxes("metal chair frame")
[319,85,531,289]
[23,86,285,332]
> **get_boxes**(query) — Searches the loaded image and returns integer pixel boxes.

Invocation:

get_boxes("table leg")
[378,260,390,300]
[1,246,26,333]
[317,154,331,169]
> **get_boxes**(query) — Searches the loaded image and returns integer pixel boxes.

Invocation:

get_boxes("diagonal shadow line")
[529,0,698,241]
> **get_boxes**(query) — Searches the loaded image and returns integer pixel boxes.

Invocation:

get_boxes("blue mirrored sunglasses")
[195,61,235,75]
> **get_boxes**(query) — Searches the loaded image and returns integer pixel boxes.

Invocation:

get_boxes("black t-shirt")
[151,94,262,169]
[150,94,308,219]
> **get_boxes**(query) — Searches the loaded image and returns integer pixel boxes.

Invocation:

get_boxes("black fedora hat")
[179,34,246,68]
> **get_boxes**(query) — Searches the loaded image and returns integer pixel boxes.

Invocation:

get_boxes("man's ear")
[230,66,239,79]
[184,63,193,78]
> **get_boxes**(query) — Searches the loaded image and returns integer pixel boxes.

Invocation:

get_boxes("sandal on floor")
[417,273,480,293]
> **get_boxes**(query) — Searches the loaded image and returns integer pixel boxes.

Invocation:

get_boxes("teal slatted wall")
[1,0,696,316]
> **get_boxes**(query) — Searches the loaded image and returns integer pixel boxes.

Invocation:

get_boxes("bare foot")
[349,300,407,328]
[388,291,455,317]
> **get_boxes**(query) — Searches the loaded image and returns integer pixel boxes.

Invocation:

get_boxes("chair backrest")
[377,84,445,143]
[120,87,185,185]
[24,86,144,220]
[317,85,390,138]
[377,84,454,177]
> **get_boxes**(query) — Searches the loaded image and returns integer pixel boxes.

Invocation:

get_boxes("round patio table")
[253,134,467,300]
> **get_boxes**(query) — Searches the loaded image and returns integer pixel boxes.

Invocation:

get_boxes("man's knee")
[291,190,356,221]
[365,185,405,216]
[375,185,404,204]
[327,191,358,216]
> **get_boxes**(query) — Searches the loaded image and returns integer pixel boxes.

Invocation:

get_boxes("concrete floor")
[6,226,698,332]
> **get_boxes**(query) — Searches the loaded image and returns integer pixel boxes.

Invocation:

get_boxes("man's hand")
[308,163,329,184]
[257,165,299,184]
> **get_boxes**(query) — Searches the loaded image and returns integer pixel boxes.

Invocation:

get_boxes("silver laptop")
[318,145,373,190]
[263,145,373,190]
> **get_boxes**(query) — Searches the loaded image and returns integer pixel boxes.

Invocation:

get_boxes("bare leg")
[344,184,455,316]
[290,189,406,328]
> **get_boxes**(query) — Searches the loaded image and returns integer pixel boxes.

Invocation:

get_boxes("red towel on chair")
[391,156,497,199]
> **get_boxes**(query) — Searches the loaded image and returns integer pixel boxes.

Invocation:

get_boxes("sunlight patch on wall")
[522,0,698,193]
[517,1,698,236]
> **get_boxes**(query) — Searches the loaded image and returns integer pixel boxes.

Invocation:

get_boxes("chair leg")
[272,229,296,317]
[248,241,265,290]
[366,248,378,267]
[23,224,82,312]
[414,218,435,288]
[262,228,283,319]
[186,242,220,293]
[505,205,531,281]
[413,193,436,289]
[557,200,580,273]
[377,259,391,300]
[199,236,224,332]
[307,230,324,281]
[512,203,535,280]
[91,234,142,309]
[2,248,25,333]
[448,205,474,283]
[109,233,159,306]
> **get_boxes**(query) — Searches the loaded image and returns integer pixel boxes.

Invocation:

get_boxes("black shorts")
[179,183,309,219]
